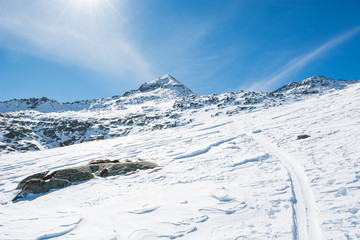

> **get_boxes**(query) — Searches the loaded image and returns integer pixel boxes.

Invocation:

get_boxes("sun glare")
[74,0,101,9]
[56,0,119,22]
[54,0,121,36]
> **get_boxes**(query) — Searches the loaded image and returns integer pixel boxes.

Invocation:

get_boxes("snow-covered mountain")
[0,75,193,113]
[273,75,357,94]
[0,75,359,239]
[124,74,193,97]
[0,75,357,154]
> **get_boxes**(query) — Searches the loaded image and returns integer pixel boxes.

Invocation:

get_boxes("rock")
[13,178,72,201]
[15,171,50,189]
[25,178,42,184]
[99,168,108,177]
[99,161,158,177]
[13,159,159,201]
[297,134,310,140]
[51,166,94,183]
[89,159,120,165]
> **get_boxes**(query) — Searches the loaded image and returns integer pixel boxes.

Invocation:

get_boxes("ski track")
[246,129,322,240]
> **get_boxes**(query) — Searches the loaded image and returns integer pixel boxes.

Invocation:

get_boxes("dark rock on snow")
[97,161,158,177]
[13,178,72,201]
[13,159,158,201]
[15,171,50,190]
[89,159,120,165]
[297,134,310,140]
[51,166,95,183]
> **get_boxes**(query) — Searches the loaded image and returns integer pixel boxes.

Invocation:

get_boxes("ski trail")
[245,130,321,240]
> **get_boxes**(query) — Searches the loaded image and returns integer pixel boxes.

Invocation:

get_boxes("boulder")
[13,178,72,201]
[15,171,49,190]
[297,134,310,140]
[51,166,94,183]
[13,159,159,201]
[99,161,158,177]
[89,159,120,165]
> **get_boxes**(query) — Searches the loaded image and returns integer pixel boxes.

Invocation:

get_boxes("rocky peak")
[273,76,357,94]
[300,75,328,83]
[138,75,193,95]
[121,74,193,98]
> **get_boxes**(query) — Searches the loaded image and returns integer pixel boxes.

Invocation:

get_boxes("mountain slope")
[0,81,359,239]
[1,75,357,154]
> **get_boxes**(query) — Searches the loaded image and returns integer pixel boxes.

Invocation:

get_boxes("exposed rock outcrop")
[297,134,310,140]
[13,159,158,201]
[15,171,50,190]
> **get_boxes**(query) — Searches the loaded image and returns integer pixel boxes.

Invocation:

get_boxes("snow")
[0,80,360,239]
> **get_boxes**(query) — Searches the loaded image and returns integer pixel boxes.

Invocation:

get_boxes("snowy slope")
[0,75,196,153]
[1,75,356,154]
[0,81,359,239]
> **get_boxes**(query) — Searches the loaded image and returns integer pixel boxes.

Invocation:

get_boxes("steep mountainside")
[0,75,357,153]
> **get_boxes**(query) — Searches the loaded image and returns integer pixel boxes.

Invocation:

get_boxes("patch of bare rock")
[13,159,158,201]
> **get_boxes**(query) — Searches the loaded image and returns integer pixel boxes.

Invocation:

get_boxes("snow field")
[0,82,359,239]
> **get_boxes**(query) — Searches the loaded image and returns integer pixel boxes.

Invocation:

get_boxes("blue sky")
[1,0,360,101]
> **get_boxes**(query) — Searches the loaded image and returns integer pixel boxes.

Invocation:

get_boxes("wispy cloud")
[247,26,360,91]
[0,0,153,84]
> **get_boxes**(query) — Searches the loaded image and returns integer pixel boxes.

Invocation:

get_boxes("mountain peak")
[121,75,193,97]
[138,74,193,94]
[300,75,330,84]
[273,76,357,94]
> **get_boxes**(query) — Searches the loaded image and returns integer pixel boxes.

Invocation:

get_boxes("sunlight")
[71,0,100,8]
[67,0,104,17]
[55,0,120,23]
[53,0,122,37]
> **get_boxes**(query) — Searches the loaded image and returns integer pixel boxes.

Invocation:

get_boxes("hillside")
[0,75,356,154]
[0,76,359,239]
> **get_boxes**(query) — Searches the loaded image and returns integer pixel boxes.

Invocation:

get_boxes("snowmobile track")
[245,130,322,240]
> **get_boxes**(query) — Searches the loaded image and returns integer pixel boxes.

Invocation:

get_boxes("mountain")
[273,75,357,94]
[124,74,193,96]
[0,75,193,113]
[0,76,359,239]
[0,97,93,113]
[0,75,357,154]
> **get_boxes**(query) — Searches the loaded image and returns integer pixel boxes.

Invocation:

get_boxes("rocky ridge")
[273,76,357,94]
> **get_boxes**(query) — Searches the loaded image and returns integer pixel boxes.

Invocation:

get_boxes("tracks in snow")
[245,130,321,240]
